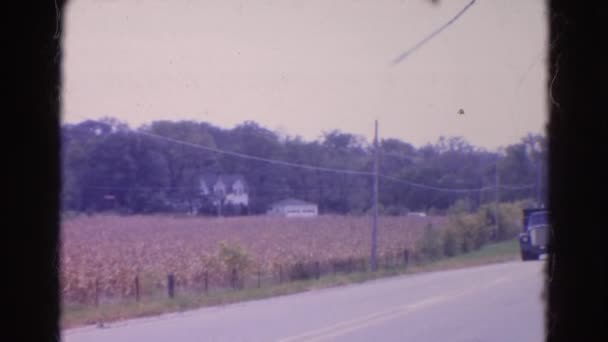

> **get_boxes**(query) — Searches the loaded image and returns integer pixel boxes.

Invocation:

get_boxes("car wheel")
[521,250,534,261]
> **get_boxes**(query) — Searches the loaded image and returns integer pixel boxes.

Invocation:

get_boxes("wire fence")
[66,250,415,308]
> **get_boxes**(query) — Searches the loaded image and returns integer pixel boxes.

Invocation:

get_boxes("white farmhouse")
[200,174,249,207]
[268,199,318,218]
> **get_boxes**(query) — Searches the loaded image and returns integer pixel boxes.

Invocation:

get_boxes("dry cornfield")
[61,215,445,303]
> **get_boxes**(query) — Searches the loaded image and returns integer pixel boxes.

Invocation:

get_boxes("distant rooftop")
[200,174,246,186]
[271,198,316,207]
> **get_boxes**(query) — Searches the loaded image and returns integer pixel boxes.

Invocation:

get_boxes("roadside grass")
[411,238,521,273]
[62,238,520,330]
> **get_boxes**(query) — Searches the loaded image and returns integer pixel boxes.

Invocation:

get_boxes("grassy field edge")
[63,238,521,330]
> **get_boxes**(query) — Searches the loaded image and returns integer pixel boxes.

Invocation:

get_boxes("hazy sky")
[62,0,548,150]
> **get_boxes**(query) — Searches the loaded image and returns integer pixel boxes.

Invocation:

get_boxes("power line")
[138,131,372,176]
[139,129,533,192]
[380,174,490,193]
[391,0,477,65]
[379,174,534,193]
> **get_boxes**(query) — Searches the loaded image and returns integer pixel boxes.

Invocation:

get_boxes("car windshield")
[529,212,549,226]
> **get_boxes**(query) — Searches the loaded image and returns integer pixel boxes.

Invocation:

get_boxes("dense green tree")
[61,117,545,215]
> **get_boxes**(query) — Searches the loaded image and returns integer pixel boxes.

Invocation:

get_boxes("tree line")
[61,117,547,215]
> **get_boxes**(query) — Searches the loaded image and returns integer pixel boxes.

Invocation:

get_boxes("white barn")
[268,199,318,218]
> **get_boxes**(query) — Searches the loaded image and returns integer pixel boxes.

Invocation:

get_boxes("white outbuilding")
[267,199,318,218]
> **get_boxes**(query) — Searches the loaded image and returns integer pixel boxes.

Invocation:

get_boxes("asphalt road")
[63,261,546,342]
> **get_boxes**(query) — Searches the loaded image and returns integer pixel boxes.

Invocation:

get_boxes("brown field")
[61,214,445,304]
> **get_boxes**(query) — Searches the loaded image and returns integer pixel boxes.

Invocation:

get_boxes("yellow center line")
[277,276,511,342]
[304,295,450,342]
[276,295,449,342]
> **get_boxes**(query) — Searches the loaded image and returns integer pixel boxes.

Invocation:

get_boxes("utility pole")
[370,120,379,272]
[216,193,224,217]
[494,166,500,240]
[217,194,224,217]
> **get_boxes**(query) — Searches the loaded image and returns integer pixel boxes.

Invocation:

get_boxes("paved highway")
[63,261,546,342]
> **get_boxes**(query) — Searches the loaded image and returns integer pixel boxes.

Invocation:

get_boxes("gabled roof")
[200,174,247,189]
[271,198,316,207]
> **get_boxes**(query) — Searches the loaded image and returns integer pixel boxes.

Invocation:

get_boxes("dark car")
[519,208,550,261]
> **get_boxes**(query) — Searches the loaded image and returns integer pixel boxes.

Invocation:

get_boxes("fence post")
[134,275,140,302]
[167,274,175,299]
[279,265,283,284]
[94,278,100,307]
[403,249,409,269]
[315,262,320,280]
[257,271,261,288]
[231,268,237,289]
[204,271,208,294]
